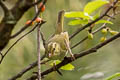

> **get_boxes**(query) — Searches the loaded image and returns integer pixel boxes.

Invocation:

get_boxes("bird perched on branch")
[45,10,75,61]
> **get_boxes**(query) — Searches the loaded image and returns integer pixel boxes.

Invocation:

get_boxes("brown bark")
[0,0,33,50]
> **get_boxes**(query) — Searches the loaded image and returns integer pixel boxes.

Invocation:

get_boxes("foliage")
[105,73,120,80]
[64,0,110,26]
[84,0,109,15]
[50,60,74,71]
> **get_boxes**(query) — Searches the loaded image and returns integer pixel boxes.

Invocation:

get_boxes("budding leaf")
[60,63,75,70]
[95,20,113,24]
[64,12,90,19]
[50,60,75,71]
[68,19,88,26]
[84,0,109,14]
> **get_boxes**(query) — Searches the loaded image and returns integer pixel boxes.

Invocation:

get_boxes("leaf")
[50,60,61,65]
[84,13,94,20]
[50,60,75,71]
[84,0,109,14]
[68,19,88,26]
[95,20,113,24]
[93,10,101,20]
[105,73,120,80]
[64,11,90,19]
[60,63,75,70]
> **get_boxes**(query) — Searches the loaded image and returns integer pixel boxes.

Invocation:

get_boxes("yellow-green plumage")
[45,10,70,60]
[45,32,69,60]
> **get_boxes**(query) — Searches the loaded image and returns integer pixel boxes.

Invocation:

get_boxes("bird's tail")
[55,10,65,34]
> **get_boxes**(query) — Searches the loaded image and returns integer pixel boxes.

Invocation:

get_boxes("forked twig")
[0,21,46,64]
[8,59,49,80]
[10,0,47,39]
[71,13,115,49]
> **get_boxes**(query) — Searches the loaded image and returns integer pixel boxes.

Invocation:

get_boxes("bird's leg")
[64,39,75,60]
[53,61,63,76]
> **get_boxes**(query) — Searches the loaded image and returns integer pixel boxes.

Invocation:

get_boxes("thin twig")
[71,37,88,49]
[34,0,41,79]
[10,0,47,39]
[9,61,37,80]
[69,0,118,40]
[8,59,49,80]
[0,51,3,57]
[106,14,115,19]
[8,54,46,80]
[8,54,47,80]
[40,31,46,47]
[0,21,46,64]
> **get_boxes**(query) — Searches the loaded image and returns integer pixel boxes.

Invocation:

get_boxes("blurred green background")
[0,0,120,80]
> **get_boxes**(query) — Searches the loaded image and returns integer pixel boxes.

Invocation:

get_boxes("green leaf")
[84,0,109,14]
[50,60,75,71]
[68,19,88,26]
[84,13,94,20]
[95,20,113,24]
[64,11,90,19]
[93,10,101,20]
[50,60,61,65]
[105,73,120,80]
[60,63,75,70]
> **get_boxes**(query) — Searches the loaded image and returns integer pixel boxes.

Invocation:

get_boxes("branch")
[8,31,47,80]
[28,32,120,79]
[8,59,49,80]
[0,0,47,63]
[40,30,46,47]
[9,61,37,80]
[69,0,118,40]
[34,0,42,79]
[0,0,47,51]
[10,0,47,39]
[0,0,33,51]
[0,21,46,64]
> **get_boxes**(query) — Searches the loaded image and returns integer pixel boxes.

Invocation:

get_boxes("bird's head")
[47,42,61,58]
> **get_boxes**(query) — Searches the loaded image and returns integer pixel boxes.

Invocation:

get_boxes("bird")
[45,10,75,61]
